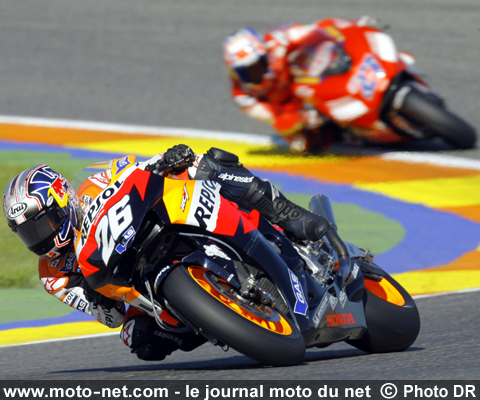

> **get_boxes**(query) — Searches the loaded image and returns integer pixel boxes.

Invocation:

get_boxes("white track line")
[381,152,480,170]
[2,114,479,171]
[0,115,273,145]
[0,332,118,348]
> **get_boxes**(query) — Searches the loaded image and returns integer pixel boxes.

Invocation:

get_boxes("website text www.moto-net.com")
[0,382,478,400]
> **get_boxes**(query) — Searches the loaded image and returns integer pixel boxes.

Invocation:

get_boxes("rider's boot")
[237,176,331,242]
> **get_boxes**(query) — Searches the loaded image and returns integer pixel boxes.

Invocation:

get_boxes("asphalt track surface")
[1,0,480,381]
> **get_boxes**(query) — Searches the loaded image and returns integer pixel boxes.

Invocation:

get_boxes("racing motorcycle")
[76,158,420,366]
[290,18,476,150]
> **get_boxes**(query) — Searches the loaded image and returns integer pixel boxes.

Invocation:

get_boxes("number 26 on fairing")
[95,194,133,265]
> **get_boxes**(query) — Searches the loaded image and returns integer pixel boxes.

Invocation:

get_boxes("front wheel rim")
[188,266,293,335]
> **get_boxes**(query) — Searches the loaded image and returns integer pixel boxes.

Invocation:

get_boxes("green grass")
[0,288,75,323]
[285,192,405,255]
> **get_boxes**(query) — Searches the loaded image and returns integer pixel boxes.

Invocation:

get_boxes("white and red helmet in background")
[223,28,272,90]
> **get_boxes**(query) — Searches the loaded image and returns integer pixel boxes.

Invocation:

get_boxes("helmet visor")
[237,56,268,84]
[12,205,68,255]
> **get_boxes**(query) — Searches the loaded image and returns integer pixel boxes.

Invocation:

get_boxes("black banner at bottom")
[0,380,477,400]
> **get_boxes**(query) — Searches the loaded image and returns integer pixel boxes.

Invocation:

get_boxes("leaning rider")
[3,145,330,361]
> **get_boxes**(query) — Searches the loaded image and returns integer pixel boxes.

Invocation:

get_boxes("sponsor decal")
[313,292,330,327]
[192,154,202,169]
[48,176,68,207]
[154,331,183,347]
[347,54,385,100]
[7,202,27,219]
[329,295,338,310]
[187,180,221,231]
[59,250,77,272]
[64,292,79,306]
[63,291,87,312]
[180,184,189,211]
[217,173,254,184]
[48,259,61,268]
[88,171,110,188]
[78,299,88,312]
[44,251,62,260]
[339,289,347,308]
[326,313,356,327]
[115,226,136,254]
[203,244,231,260]
[81,194,93,212]
[288,270,308,315]
[114,156,131,176]
[93,304,118,327]
[352,263,360,279]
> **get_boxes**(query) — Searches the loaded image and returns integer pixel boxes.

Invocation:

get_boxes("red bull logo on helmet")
[28,165,70,209]
[48,176,69,207]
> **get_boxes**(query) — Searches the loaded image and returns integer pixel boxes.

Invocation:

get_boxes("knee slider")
[238,177,277,216]
[272,198,303,222]
[272,198,331,241]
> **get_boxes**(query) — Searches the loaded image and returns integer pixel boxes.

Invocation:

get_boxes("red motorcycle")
[289,18,476,150]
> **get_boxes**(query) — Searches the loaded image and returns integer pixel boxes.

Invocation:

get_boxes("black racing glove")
[146,144,196,176]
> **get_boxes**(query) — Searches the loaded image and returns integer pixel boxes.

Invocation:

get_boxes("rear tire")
[398,86,476,149]
[347,272,420,353]
[161,266,306,366]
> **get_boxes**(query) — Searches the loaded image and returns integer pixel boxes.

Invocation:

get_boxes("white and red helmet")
[223,28,270,86]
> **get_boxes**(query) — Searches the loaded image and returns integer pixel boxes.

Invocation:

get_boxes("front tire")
[161,266,306,366]
[347,272,420,353]
[398,85,476,149]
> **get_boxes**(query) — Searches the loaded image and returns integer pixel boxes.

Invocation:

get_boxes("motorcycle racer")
[3,145,331,361]
[223,17,375,152]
